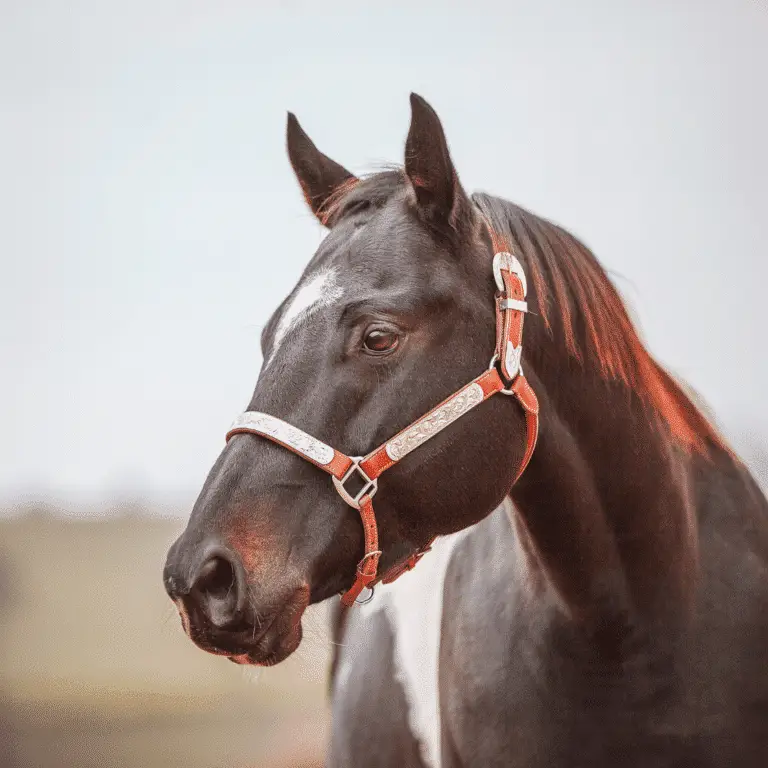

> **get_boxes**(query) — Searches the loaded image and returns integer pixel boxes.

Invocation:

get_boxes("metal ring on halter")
[499,365,523,395]
[353,550,382,604]
[332,456,378,510]
[488,353,524,395]
[355,586,376,605]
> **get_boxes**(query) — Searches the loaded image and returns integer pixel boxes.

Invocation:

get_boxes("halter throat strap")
[225,250,539,606]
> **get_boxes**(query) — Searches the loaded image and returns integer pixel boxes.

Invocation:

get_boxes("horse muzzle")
[163,539,309,666]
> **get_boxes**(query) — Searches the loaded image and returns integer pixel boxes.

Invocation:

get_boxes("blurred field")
[0,510,332,768]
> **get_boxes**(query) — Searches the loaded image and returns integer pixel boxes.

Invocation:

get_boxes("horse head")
[163,95,529,665]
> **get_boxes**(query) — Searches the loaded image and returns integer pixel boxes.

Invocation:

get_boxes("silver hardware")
[355,586,375,605]
[505,341,522,379]
[499,298,528,313]
[499,359,525,395]
[332,456,378,510]
[489,352,524,393]
[385,383,485,462]
[492,251,528,297]
[228,412,335,465]
[351,551,382,605]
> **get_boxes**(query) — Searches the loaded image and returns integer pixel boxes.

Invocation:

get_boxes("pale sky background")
[1,1,767,515]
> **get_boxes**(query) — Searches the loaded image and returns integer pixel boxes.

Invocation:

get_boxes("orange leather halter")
[225,250,539,606]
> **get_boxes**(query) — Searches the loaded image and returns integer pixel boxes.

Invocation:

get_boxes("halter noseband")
[225,249,539,606]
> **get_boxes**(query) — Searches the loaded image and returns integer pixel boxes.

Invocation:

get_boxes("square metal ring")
[332,457,378,510]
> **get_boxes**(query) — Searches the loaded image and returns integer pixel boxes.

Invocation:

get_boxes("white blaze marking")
[264,265,343,369]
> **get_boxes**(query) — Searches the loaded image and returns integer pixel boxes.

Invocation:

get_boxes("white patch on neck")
[264,265,343,369]
[332,499,515,768]
[359,528,471,768]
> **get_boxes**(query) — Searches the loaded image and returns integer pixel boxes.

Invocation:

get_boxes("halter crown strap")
[225,248,539,607]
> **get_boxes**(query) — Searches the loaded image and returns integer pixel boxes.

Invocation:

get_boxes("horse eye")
[362,329,400,355]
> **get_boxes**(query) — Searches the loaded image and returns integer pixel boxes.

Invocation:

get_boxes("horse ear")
[404,93,470,228]
[286,112,357,225]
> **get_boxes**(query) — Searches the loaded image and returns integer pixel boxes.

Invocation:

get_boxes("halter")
[225,249,539,606]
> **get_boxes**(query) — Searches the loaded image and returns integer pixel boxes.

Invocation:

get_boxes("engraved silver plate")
[385,383,484,462]
[492,251,528,296]
[228,411,335,466]
[505,341,522,379]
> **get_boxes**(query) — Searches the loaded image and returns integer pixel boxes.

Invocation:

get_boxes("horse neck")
[508,356,701,633]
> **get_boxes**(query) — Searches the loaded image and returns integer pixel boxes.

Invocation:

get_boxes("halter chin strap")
[225,250,539,606]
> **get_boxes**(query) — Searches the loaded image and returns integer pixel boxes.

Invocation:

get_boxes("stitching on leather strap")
[340,494,380,606]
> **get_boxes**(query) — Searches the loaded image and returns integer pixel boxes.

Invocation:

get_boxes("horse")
[163,93,768,767]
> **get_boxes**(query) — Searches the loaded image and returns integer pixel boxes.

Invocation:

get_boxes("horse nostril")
[195,556,235,599]
[189,547,246,629]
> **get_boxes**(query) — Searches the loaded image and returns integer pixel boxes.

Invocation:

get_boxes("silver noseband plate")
[228,412,335,466]
[385,382,485,462]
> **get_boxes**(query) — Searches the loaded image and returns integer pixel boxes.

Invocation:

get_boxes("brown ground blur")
[0,510,331,768]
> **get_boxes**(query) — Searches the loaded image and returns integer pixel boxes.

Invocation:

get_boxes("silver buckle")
[332,456,378,510]
[492,251,528,296]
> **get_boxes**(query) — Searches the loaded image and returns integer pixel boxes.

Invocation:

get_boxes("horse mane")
[472,192,728,455]
[320,170,727,455]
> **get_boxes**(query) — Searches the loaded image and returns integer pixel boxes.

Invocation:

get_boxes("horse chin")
[228,622,303,667]
[228,586,309,666]
[183,584,309,667]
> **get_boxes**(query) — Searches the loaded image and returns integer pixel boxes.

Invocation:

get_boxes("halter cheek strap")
[225,251,539,607]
